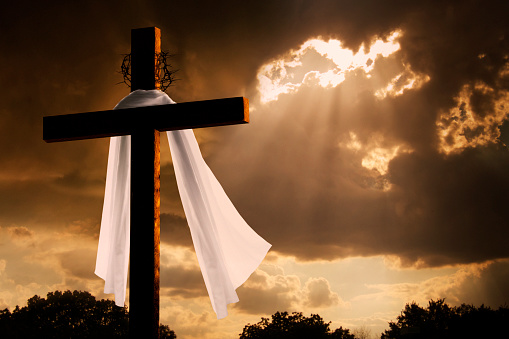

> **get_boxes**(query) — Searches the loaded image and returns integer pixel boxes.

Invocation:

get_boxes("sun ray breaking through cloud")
[257,31,410,103]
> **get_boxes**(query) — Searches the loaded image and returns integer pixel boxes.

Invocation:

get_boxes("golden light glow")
[374,64,430,99]
[361,146,404,175]
[257,60,302,103]
[343,131,362,151]
[436,82,509,154]
[340,132,411,175]
[339,132,413,191]
[257,31,402,103]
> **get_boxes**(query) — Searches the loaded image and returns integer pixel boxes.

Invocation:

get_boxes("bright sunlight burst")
[257,31,402,103]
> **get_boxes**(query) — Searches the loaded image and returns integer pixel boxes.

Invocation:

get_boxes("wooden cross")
[43,27,249,339]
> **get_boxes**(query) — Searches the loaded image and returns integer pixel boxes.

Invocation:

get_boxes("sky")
[1,0,508,337]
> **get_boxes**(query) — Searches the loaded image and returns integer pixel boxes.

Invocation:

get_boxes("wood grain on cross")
[43,27,249,339]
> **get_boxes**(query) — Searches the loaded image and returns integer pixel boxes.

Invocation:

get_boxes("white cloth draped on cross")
[95,90,271,319]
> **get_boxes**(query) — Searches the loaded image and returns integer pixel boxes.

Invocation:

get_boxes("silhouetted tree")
[159,324,177,339]
[331,326,356,339]
[239,311,354,338]
[382,299,509,339]
[0,290,177,338]
[353,325,372,339]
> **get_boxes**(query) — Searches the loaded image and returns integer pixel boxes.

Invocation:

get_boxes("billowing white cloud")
[235,265,345,315]
[257,31,402,103]
[304,277,341,308]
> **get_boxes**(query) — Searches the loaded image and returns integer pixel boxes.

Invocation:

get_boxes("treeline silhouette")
[382,299,509,339]
[1,291,508,338]
[0,290,176,338]
[240,299,509,339]
[239,311,355,338]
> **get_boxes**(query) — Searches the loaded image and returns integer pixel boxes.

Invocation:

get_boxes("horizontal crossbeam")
[43,97,249,142]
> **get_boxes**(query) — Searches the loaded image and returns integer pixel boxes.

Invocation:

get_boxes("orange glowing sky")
[1,1,508,338]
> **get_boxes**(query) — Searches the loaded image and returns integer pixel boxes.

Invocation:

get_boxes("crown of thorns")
[119,51,179,91]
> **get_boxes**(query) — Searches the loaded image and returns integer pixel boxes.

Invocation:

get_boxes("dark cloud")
[467,260,509,307]
[160,265,207,299]
[212,89,509,266]
[58,248,97,280]
[387,146,509,266]
[160,213,193,247]
[428,259,509,309]
[0,177,104,230]
[7,226,34,239]
[198,0,509,269]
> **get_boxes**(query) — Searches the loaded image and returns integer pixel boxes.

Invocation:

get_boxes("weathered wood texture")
[129,27,161,339]
[129,128,161,339]
[43,97,249,142]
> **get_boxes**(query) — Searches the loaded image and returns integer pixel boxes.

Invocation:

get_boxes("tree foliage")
[0,290,176,338]
[159,324,177,339]
[239,300,509,339]
[382,299,509,339]
[239,311,355,339]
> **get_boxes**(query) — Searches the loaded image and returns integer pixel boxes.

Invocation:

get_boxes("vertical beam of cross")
[129,27,161,339]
